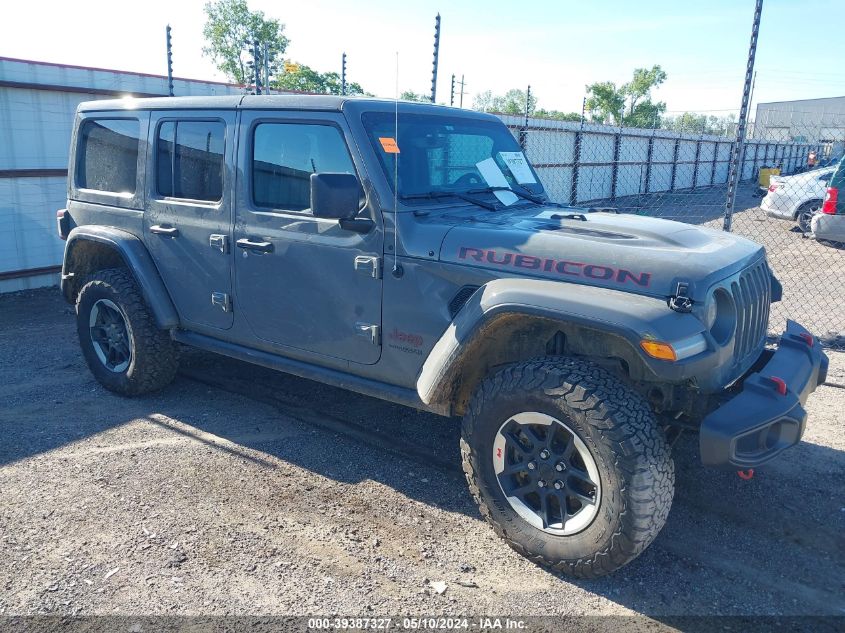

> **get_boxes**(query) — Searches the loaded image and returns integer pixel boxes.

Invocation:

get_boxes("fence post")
[723,0,762,232]
[693,138,702,188]
[709,141,718,185]
[669,138,680,192]
[570,130,581,206]
[644,135,654,195]
[610,130,621,200]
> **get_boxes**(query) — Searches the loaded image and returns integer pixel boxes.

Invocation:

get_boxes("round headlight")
[704,298,718,329]
[709,289,736,345]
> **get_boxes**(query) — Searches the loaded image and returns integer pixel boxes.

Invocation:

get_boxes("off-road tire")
[460,357,674,578]
[76,268,179,395]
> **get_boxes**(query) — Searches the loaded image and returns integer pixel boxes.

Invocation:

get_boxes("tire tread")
[460,357,674,579]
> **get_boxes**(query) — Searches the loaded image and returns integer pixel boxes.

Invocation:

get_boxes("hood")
[437,206,765,301]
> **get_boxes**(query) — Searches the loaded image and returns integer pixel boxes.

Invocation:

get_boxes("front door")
[233,111,383,364]
[145,110,235,330]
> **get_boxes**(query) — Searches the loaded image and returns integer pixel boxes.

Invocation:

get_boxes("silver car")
[761,166,834,233]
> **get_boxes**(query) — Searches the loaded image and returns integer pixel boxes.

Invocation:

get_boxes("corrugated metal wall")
[497,114,820,207]
[0,57,244,293]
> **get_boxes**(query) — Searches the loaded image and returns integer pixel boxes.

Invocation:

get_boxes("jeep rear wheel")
[76,268,179,396]
[460,358,674,578]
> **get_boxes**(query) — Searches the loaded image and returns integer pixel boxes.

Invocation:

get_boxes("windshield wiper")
[399,190,498,211]
[467,186,564,207]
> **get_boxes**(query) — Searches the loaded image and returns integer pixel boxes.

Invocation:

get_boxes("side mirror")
[310,172,360,220]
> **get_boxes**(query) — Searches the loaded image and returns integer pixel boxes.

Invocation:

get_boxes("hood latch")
[669,282,694,313]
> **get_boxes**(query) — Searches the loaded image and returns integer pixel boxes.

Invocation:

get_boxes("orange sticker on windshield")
[379,137,400,153]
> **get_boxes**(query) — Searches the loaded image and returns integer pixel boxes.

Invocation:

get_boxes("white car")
[811,211,845,245]
[811,185,845,246]
[761,167,834,233]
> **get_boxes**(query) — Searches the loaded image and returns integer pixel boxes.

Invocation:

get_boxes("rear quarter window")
[76,119,140,195]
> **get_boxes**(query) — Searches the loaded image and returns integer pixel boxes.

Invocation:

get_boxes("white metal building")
[0,57,244,293]
[753,96,845,150]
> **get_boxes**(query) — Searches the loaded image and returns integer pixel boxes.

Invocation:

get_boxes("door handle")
[236,238,274,253]
[150,225,179,237]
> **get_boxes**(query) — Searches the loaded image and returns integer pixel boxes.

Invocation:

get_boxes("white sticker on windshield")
[499,151,537,184]
[475,158,519,206]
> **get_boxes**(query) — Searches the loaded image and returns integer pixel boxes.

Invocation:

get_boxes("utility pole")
[253,39,262,95]
[723,0,763,232]
[580,96,586,125]
[341,52,347,96]
[430,13,440,103]
[747,70,757,124]
[450,73,455,107]
[165,25,174,97]
[458,74,466,108]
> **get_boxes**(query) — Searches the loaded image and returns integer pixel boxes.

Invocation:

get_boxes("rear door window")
[157,120,225,202]
[77,119,140,194]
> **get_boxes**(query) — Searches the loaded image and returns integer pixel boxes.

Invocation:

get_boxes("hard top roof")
[75,94,501,123]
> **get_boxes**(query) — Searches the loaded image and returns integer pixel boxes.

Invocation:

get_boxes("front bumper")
[699,320,828,469]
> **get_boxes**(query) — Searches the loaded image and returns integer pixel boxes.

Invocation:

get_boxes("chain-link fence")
[499,113,845,347]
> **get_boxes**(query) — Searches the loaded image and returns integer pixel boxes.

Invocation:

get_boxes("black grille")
[730,260,771,363]
[448,285,480,318]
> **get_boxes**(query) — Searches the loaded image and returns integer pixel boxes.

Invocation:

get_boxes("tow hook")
[737,469,755,480]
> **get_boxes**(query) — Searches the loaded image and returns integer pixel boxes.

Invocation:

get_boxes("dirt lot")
[1,289,844,622]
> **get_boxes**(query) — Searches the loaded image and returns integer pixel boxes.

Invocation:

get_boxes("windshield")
[361,112,544,202]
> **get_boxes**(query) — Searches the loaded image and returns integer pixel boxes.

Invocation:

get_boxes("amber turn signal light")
[640,339,677,361]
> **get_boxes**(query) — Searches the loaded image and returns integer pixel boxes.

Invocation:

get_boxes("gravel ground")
[0,289,844,621]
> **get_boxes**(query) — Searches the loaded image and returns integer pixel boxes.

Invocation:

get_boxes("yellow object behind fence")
[758,167,781,188]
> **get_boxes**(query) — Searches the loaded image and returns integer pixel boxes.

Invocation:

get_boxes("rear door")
[144,111,235,330]
[233,110,383,364]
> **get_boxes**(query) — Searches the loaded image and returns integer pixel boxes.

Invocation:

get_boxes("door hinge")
[211,292,232,313]
[209,234,229,254]
[354,255,381,279]
[355,322,380,345]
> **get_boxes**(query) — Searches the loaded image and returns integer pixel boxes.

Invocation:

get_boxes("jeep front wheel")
[76,268,179,396]
[460,358,674,578]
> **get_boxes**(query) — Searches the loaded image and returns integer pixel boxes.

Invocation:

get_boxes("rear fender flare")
[62,226,179,330]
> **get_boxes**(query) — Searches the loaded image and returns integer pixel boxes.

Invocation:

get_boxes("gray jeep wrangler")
[58,95,828,578]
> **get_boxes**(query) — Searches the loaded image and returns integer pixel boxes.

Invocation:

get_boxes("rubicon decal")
[458,247,652,287]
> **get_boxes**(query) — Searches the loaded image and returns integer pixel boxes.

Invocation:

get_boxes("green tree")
[584,81,626,124]
[624,65,667,118]
[400,90,430,102]
[202,0,289,84]
[662,112,737,136]
[472,88,536,114]
[585,65,666,127]
[273,62,366,95]
[534,109,582,122]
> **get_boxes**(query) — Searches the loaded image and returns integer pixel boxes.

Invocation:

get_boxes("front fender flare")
[62,226,179,330]
[416,278,706,408]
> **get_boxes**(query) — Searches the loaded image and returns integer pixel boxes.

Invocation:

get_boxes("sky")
[2,0,845,116]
